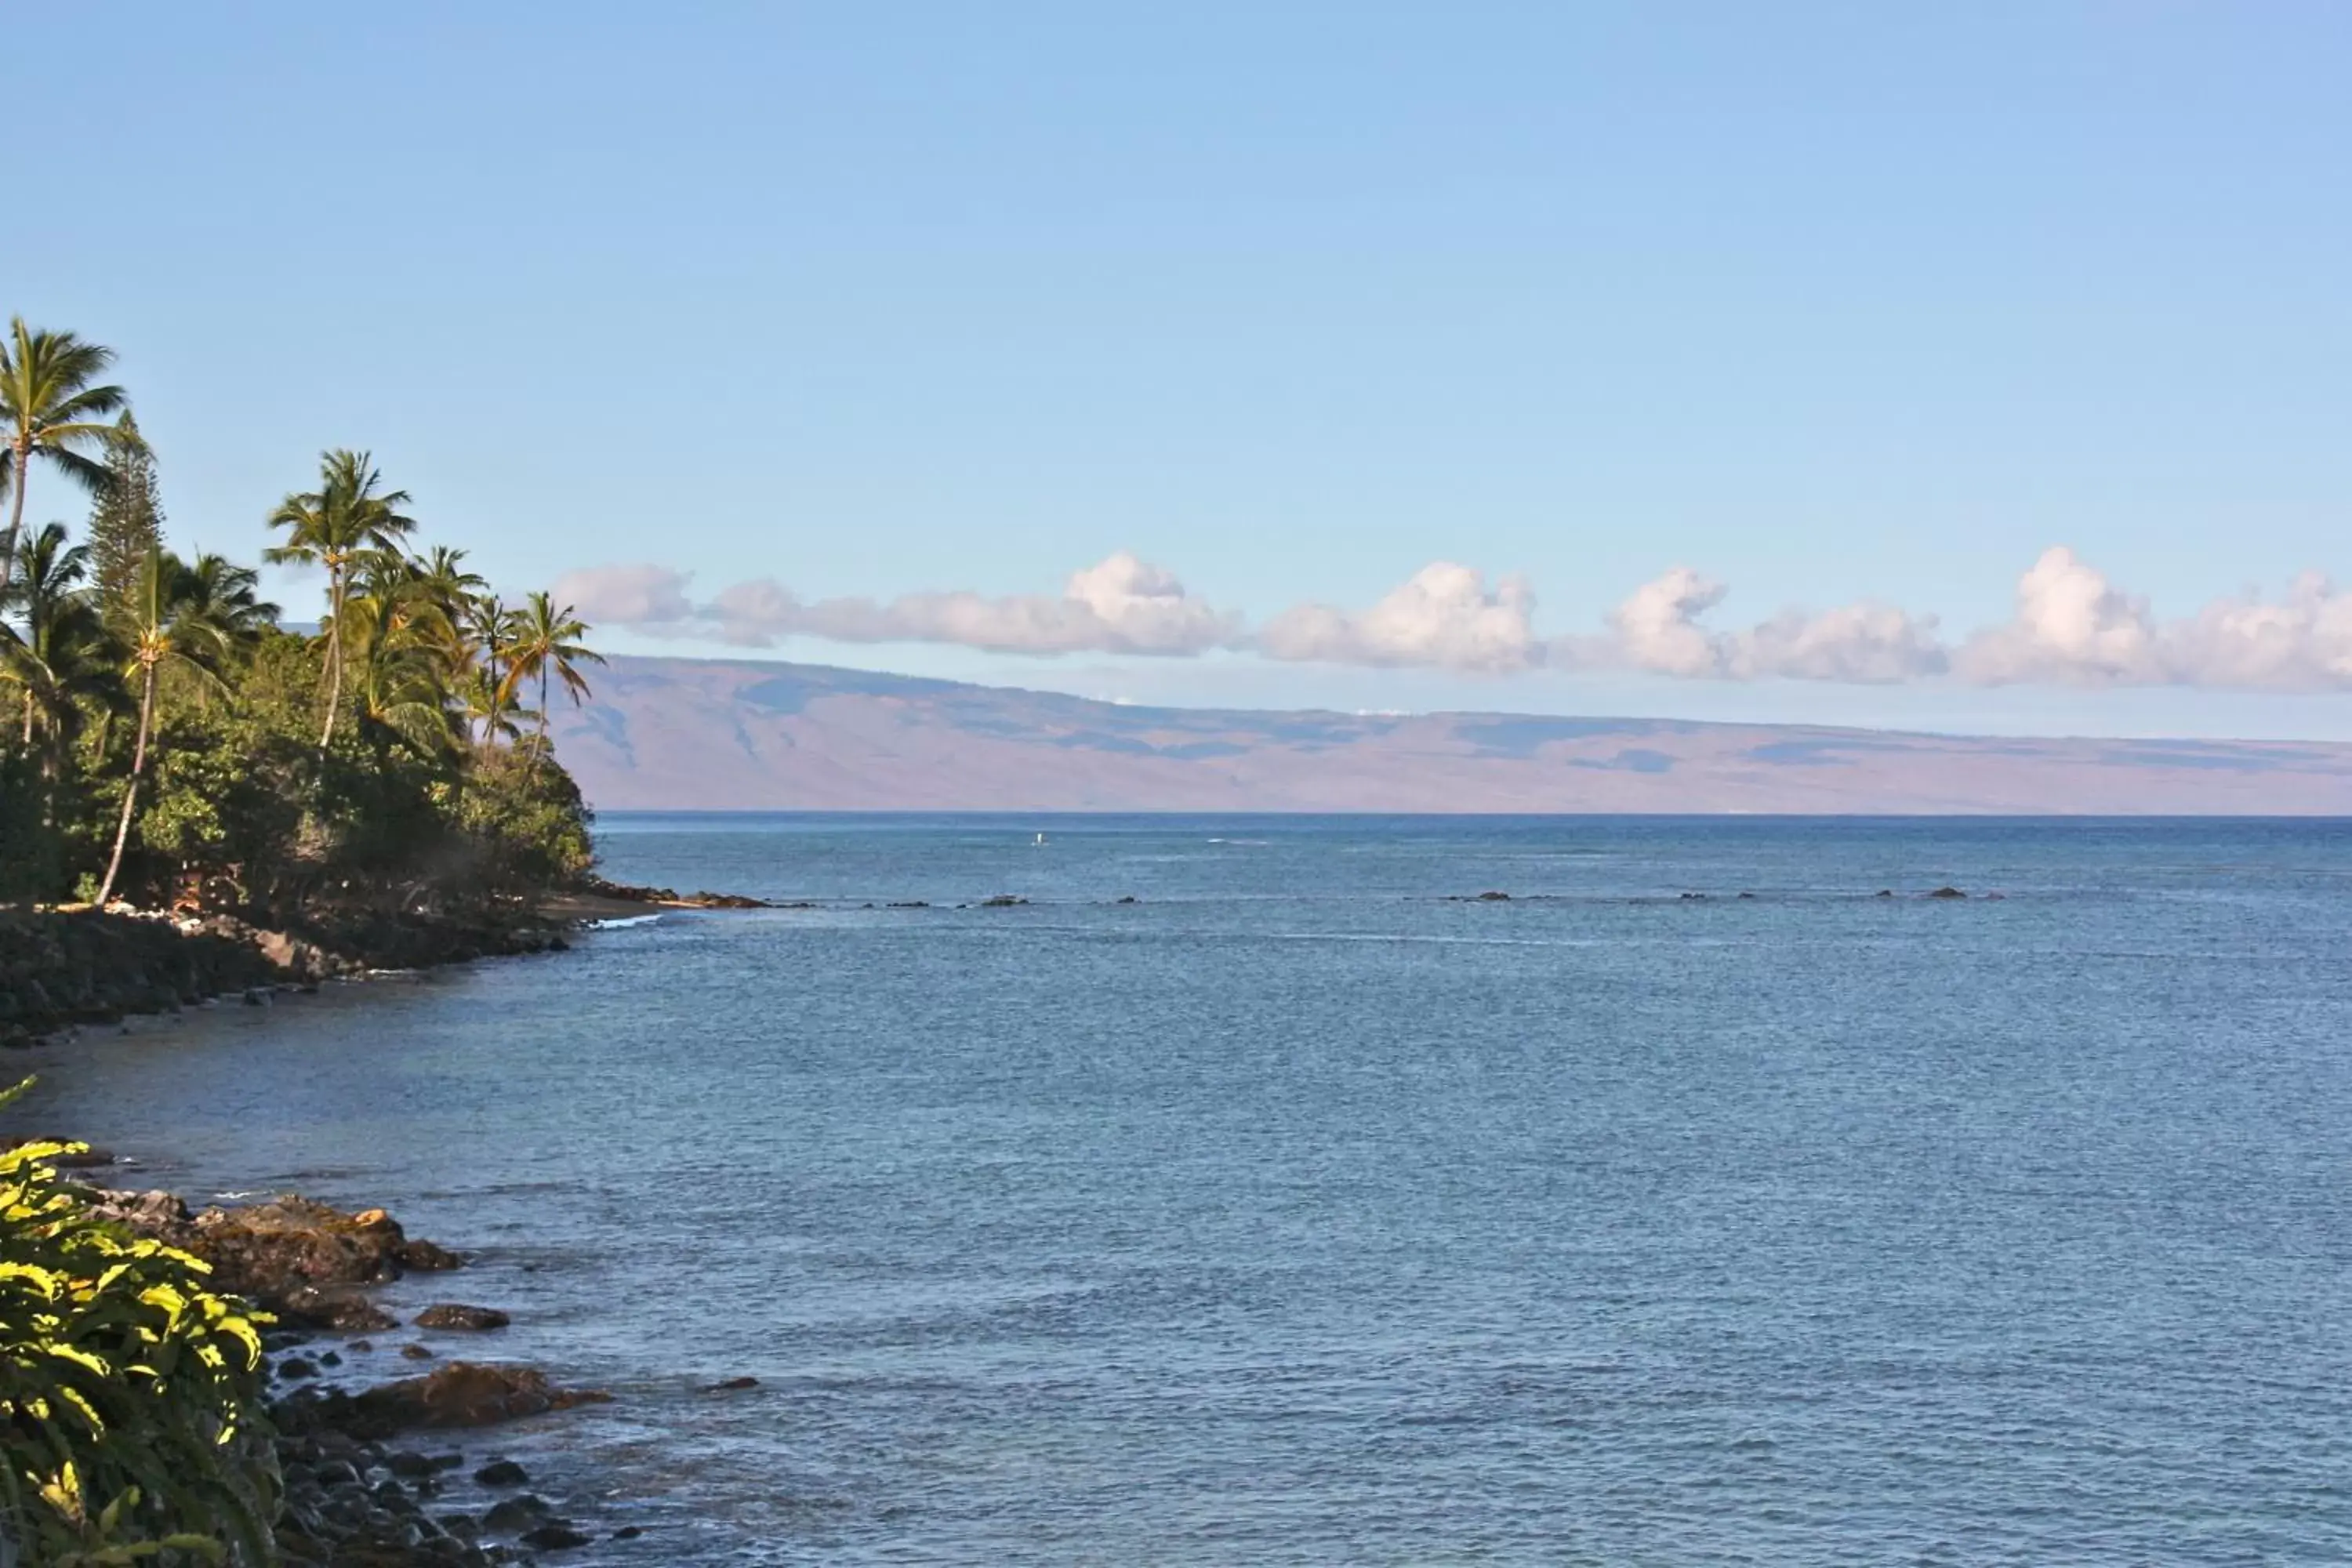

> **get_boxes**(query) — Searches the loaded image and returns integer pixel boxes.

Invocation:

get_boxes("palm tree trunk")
[538,665,550,750]
[19,688,31,746]
[0,436,28,597]
[318,570,344,750]
[488,653,504,750]
[96,662,157,908]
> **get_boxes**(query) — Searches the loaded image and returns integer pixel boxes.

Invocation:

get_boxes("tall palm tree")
[0,522,118,761]
[463,593,514,699]
[0,320,129,598]
[496,592,603,752]
[263,450,415,748]
[94,549,242,906]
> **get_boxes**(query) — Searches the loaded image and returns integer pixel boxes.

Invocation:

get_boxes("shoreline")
[0,904,574,1050]
[0,876,778,1051]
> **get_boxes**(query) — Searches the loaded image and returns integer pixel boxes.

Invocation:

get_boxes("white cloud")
[1735,602,1948,682]
[1608,565,1730,677]
[2165,572,2352,690]
[1956,546,2162,684]
[548,563,697,627]
[577,551,1240,658]
[1958,547,2352,690]
[1597,567,1946,683]
[1258,562,1543,673]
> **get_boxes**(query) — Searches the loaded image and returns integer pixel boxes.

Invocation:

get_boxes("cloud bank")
[554,546,2352,691]
[558,553,1239,659]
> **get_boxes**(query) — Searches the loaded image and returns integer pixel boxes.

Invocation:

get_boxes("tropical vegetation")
[0,315,601,913]
[0,1077,276,1565]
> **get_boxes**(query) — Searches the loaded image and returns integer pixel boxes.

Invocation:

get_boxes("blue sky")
[15,3,2352,735]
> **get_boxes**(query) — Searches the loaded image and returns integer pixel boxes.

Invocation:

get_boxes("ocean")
[14,815,2352,1563]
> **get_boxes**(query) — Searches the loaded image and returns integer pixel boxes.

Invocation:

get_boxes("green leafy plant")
[0,1079,278,1564]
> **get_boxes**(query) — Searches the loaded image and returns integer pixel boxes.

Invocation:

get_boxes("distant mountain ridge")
[547,655,2352,815]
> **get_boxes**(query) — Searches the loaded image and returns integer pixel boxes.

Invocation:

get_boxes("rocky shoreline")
[86,1183,627,1563]
[0,906,571,1049]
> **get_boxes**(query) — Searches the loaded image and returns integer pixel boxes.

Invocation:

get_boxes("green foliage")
[2,383,607,913]
[0,1080,278,1566]
[0,318,129,602]
[452,746,597,892]
[84,416,162,621]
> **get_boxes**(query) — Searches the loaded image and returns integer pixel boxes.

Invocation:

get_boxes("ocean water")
[12,815,2352,1564]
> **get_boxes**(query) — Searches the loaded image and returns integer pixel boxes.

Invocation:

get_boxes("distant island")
[551,655,2352,815]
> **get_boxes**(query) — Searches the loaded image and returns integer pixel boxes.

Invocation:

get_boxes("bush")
[0,1080,278,1565]
[448,745,596,896]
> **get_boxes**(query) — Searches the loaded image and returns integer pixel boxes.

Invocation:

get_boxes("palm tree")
[415,546,488,613]
[463,593,514,699]
[0,522,118,763]
[496,592,602,752]
[458,664,530,748]
[264,450,415,748]
[0,320,129,598]
[339,590,463,759]
[174,554,278,717]
[178,551,280,637]
[94,549,244,906]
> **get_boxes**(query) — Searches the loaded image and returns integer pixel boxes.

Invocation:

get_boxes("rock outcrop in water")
[89,1182,618,1559]
[89,1190,465,1319]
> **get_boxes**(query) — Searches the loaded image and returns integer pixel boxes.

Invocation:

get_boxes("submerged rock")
[474,1459,529,1486]
[522,1523,594,1550]
[278,1284,399,1333]
[401,1237,466,1271]
[1926,886,1968,899]
[415,1304,510,1330]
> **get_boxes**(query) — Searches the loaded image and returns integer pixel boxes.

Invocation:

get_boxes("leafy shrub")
[0,1080,278,1565]
[448,745,596,896]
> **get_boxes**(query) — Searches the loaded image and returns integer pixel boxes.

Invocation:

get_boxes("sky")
[13,2,2352,736]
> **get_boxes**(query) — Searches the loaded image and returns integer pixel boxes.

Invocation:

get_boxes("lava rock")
[415,1304,510,1330]
[354,1363,612,1430]
[704,1375,759,1392]
[1926,886,1968,899]
[474,1460,529,1486]
[402,1238,466,1271]
[278,1285,399,1333]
